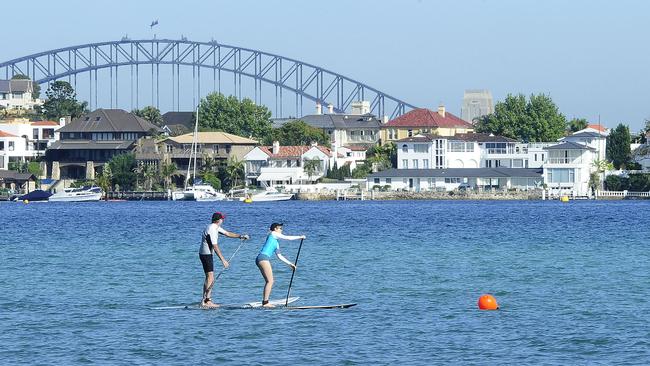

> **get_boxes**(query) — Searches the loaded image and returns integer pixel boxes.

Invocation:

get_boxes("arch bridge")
[0,39,418,119]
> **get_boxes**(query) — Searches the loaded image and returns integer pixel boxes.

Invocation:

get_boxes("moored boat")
[49,186,103,202]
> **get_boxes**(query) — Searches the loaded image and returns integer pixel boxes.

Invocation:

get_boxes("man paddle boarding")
[256,223,305,308]
[199,212,249,308]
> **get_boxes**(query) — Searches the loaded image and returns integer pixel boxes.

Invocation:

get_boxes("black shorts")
[199,254,214,273]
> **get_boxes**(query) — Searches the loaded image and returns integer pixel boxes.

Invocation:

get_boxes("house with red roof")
[243,141,352,187]
[380,106,474,144]
[0,118,63,171]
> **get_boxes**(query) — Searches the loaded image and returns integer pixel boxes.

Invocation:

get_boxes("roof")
[565,131,602,139]
[383,108,473,129]
[47,140,135,150]
[587,124,608,132]
[0,130,19,138]
[59,109,162,133]
[544,141,596,151]
[259,145,334,158]
[166,131,258,144]
[162,111,195,129]
[0,170,36,181]
[31,121,59,126]
[369,168,543,178]
[0,79,33,93]
[275,113,381,129]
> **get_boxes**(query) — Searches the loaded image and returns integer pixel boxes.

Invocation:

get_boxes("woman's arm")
[276,252,296,270]
[274,232,306,241]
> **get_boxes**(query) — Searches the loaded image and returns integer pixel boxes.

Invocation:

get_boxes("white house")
[244,141,347,187]
[0,119,62,170]
[0,79,42,113]
[543,141,598,196]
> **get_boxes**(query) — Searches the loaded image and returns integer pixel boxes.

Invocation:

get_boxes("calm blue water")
[1,199,650,365]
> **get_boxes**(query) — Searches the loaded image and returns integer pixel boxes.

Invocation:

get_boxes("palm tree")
[133,162,145,190]
[160,162,178,190]
[303,158,322,182]
[95,165,112,201]
[143,164,157,191]
[225,158,244,190]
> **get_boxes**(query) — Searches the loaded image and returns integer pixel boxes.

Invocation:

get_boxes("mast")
[184,108,200,189]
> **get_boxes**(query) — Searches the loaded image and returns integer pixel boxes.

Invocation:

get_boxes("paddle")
[285,238,304,306]
[215,237,248,282]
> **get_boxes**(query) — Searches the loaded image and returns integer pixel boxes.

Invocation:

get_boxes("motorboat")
[49,186,103,202]
[15,189,52,202]
[239,188,293,202]
[183,184,226,201]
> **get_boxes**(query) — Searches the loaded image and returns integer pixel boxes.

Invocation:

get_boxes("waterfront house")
[45,109,161,180]
[380,106,474,144]
[632,131,650,171]
[274,101,381,150]
[543,141,597,196]
[368,168,543,192]
[134,131,258,186]
[0,79,42,115]
[0,118,62,172]
[244,141,347,188]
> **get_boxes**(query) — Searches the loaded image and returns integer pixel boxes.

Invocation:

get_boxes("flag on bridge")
[150,20,159,28]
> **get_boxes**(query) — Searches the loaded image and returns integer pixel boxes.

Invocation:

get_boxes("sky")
[2,0,649,132]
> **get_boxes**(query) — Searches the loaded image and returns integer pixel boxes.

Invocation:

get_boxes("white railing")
[596,190,650,198]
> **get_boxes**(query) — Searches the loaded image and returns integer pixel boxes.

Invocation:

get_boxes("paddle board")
[150,296,299,310]
[285,303,357,310]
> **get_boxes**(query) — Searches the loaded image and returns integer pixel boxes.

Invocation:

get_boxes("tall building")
[461,89,493,123]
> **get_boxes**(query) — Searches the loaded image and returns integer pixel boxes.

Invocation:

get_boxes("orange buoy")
[478,294,499,310]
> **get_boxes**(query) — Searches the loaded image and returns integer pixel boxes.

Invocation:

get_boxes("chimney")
[327,103,334,114]
[382,115,389,124]
[310,141,318,147]
[438,105,446,118]
[331,140,338,157]
[59,116,70,126]
[272,140,280,155]
[316,102,322,115]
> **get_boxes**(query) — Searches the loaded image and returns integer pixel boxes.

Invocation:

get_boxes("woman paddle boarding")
[256,223,305,308]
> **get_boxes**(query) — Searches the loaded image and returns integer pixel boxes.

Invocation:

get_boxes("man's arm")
[221,229,249,240]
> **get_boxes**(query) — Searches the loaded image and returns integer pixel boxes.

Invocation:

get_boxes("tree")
[475,93,567,142]
[160,162,178,190]
[606,123,632,169]
[224,158,244,190]
[41,81,88,120]
[11,74,40,99]
[303,158,322,182]
[264,120,330,146]
[132,106,163,126]
[109,153,137,191]
[198,92,272,140]
[568,118,588,133]
[366,142,396,171]
[95,165,113,200]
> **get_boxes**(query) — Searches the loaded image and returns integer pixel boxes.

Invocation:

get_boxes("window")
[0,141,4,150]
[374,178,380,184]
[402,159,408,169]
[412,159,419,169]
[407,129,413,137]
[43,129,54,139]
[423,159,429,169]
[402,144,408,153]
[444,177,461,183]
[548,168,575,183]
[386,178,392,184]
[33,129,39,139]
[414,144,428,153]
[9,141,15,151]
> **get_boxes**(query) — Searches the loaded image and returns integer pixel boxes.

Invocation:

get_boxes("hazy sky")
[2,0,649,131]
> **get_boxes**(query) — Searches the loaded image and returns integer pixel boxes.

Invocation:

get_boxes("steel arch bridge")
[0,39,417,119]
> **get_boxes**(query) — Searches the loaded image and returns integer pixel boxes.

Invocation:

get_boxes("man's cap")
[270,222,284,231]
[212,212,226,222]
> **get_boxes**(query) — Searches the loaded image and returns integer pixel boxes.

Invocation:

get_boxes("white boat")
[49,186,103,202]
[239,188,294,202]
[191,184,227,201]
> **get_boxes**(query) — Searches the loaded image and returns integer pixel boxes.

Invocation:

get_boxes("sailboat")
[180,110,225,201]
